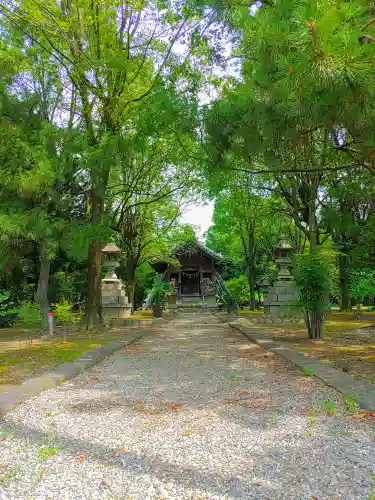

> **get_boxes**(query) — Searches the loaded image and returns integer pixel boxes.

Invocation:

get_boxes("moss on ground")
[238,309,264,318]
[0,328,129,390]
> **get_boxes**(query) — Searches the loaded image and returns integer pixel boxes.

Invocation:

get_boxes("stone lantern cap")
[275,236,294,258]
[275,236,293,249]
[102,243,121,280]
[102,243,122,255]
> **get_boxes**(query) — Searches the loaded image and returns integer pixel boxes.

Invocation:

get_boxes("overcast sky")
[181,200,215,240]
[176,4,262,241]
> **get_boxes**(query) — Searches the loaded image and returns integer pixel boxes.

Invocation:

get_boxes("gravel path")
[0,313,374,500]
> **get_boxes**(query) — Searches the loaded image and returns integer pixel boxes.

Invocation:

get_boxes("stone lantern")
[263,236,299,318]
[274,237,294,280]
[101,243,132,321]
[102,243,121,279]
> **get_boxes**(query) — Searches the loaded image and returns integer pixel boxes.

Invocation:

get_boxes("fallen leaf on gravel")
[232,380,239,384]
[183,430,193,436]
[78,455,86,462]
[183,364,189,368]
[311,496,319,500]
[112,447,127,457]
[351,412,369,419]
[165,402,185,411]
[239,391,249,396]
[252,481,265,486]
[155,378,161,382]
[222,398,239,405]
[15,418,24,423]
[140,372,145,376]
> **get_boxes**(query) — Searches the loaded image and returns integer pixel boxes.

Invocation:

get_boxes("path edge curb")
[0,332,145,420]
[218,315,375,412]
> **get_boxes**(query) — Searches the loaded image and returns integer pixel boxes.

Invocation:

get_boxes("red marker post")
[48,312,54,336]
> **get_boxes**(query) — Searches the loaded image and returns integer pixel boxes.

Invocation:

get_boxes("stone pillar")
[260,277,271,314]
[101,244,132,320]
[201,276,217,309]
[167,287,178,311]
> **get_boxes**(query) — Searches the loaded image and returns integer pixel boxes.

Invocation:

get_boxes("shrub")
[294,250,338,339]
[16,302,42,331]
[225,276,250,306]
[349,269,375,310]
[148,281,172,317]
[53,300,82,326]
[0,291,20,327]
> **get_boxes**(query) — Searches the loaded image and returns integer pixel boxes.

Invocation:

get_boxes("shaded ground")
[0,313,373,499]
[0,326,139,390]
[240,311,375,385]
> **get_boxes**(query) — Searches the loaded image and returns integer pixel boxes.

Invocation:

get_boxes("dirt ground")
[253,312,375,385]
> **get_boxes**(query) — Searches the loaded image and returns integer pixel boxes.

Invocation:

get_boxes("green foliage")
[0,466,18,484]
[16,303,42,331]
[0,0,374,327]
[205,173,296,309]
[38,442,61,461]
[294,250,338,338]
[0,291,19,322]
[217,290,237,313]
[320,399,337,415]
[225,275,249,306]
[149,280,172,317]
[369,475,375,500]
[344,395,360,414]
[134,264,157,310]
[349,270,375,307]
[304,368,313,377]
[53,301,82,326]
[53,271,87,306]
[295,250,334,313]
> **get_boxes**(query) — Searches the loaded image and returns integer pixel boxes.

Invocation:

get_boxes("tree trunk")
[35,243,51,331]
[127,279,136,312]
[85,193,104,329]
[308,203,318,253]
[305,309,324,339]
[248,228,256,311]
[339,253,351,311]
[255,284,262,309]
[153,295,162,318]
[249,276,256,311]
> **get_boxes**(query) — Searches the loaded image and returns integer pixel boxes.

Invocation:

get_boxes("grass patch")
[38,442,61,461]
[131,311,153,320]
[238,309,264,318]
[0,327,133,389]
[0,466,18,484]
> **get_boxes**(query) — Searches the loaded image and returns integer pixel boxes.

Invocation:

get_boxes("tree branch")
[231,163,361,175]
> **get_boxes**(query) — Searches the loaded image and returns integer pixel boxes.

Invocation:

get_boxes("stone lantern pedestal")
[101,244,132,320]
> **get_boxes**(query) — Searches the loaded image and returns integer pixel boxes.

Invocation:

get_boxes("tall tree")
[206,173,294,309]
[1,0,216,327]
[323,170,375,310]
